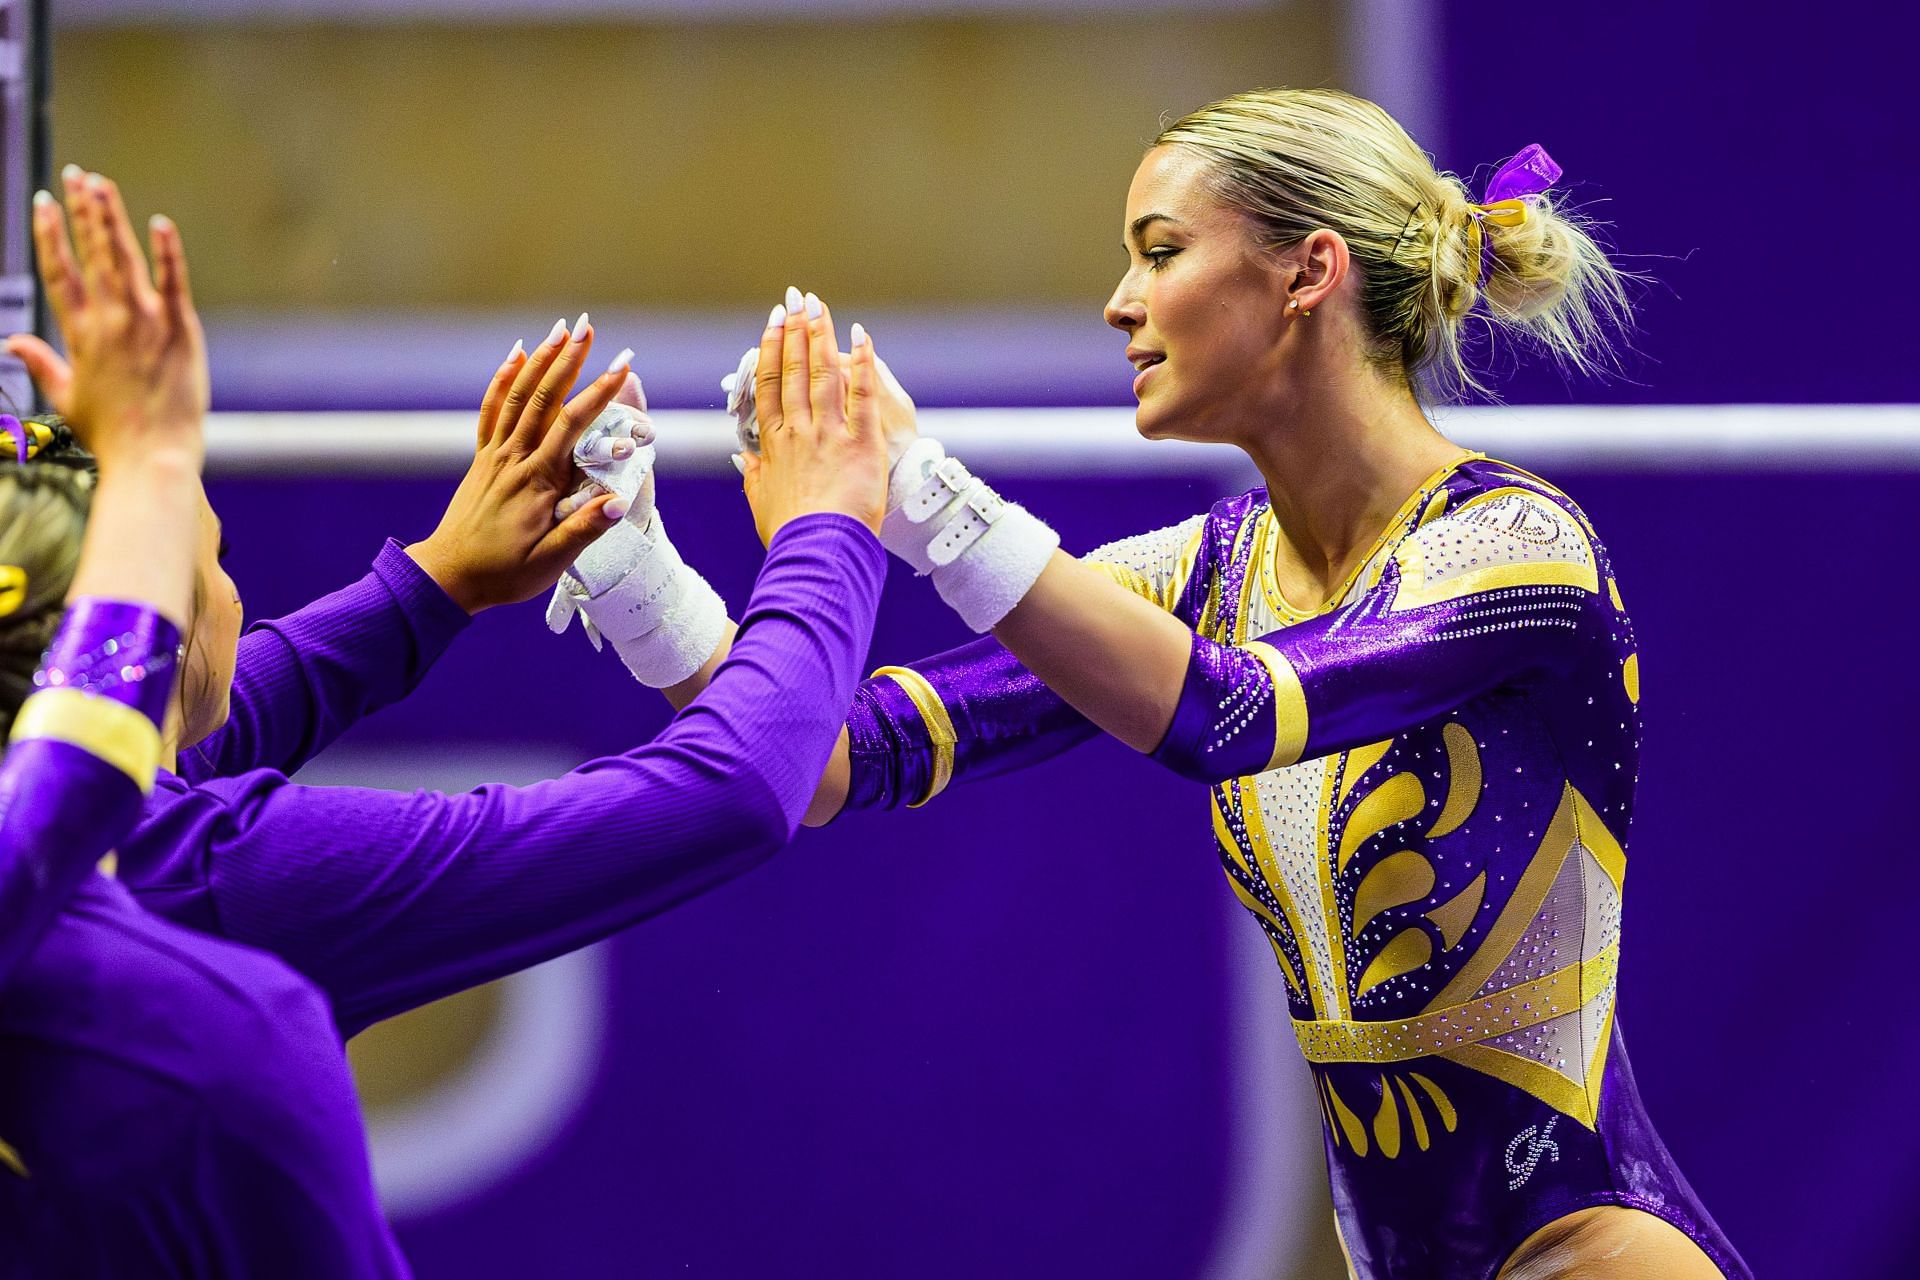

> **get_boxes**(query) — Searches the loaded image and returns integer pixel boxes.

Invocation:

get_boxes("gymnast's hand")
[725,328,918,467]
[406,318,636,614]
[740,288,889,544]
[8,167,206,471]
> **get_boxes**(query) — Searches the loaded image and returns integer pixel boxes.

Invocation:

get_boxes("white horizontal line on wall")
[204,403,1920,477]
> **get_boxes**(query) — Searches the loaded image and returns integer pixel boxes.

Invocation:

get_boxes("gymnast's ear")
[1279,228,1347,316]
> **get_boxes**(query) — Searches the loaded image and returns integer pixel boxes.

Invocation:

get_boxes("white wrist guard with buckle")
[879,437,1059,632]
[546,510,728,688]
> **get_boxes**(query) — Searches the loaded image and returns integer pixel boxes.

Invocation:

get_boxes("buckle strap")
[905,457,976,524]
[1293,944,1618,1065]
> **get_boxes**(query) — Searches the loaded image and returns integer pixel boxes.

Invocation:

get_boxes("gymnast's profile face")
[178,487,241,749]
[1104,145,1299,445]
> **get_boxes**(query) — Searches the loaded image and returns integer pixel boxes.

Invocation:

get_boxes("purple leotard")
[841,459,1750,1280]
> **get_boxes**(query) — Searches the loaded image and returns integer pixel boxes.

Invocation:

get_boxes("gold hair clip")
[0,565,26,618]
[0,419,53,463]
[1467,197,1535,229]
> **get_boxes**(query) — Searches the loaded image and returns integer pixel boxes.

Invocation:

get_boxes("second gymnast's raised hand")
[13,167,207,472]
[405,317,638,614]
[740,287,890,544]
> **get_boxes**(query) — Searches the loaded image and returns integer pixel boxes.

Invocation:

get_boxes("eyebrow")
[1128,212,1181,242]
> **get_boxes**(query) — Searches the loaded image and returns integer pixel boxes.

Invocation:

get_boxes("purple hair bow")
[1469,143,1563,284]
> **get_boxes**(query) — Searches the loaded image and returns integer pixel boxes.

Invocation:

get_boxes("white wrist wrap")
[545,398,727,687]
[547,511,728,688]
[879,438,1059,632]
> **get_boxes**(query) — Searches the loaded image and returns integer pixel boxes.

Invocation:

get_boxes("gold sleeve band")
[872,666,958,808]
[1242,640,1308,770]
[8,687,163,794]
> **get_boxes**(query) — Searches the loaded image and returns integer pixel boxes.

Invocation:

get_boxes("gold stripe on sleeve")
[8,687,163,794]
[1242,640,1308,770]
[872,666,958,808]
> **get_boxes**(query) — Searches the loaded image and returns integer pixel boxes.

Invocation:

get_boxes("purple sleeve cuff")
[370,537,473,643]
[840,636,1102,814]
[845,677,938,811]
[37,598,183,730]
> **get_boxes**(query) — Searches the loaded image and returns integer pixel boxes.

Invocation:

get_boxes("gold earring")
[1302,308,1312,318]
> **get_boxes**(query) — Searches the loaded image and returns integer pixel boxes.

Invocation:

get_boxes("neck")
[1236,364,1467,601]
[160,702,182,776]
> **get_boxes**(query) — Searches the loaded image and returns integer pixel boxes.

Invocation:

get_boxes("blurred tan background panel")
[50,4,1339,309]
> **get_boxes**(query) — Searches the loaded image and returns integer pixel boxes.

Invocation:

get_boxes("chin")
[1133,398,1207,444]
[1134,399,1177,440]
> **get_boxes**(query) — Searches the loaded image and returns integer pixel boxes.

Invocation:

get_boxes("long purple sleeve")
[177,539,470,783]
[838,501,1237,812]
[120,514,885,1035]
[0,600,177,986]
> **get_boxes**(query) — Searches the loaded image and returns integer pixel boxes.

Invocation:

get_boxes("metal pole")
[0,0,45,416]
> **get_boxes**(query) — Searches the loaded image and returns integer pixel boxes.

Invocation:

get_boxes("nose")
[1103,273,1144,332]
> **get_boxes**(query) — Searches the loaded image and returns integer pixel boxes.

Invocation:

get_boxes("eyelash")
[1144,247,1180,271]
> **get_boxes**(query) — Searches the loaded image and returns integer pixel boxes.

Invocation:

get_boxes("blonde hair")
[0,424,94,739]
[1155,87,1632,401]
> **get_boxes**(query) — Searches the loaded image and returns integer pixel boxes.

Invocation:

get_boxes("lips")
[1127,349,1165,374]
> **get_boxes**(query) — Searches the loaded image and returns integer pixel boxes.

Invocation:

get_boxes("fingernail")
[604,498,630,521]
[804,292,823,320]
[149,213,174,234]
[545,318,567,345]
[768,304,786,329]
[607,346,634,376]
[784,285,804,312]
[33,190,53,208]
[731,453,746,476]
[508,338,525,361]
[610,439,633,459]
[850,321,868,348]
[570,312,590,342]
[86,172,106,191]
[61,164,82,184]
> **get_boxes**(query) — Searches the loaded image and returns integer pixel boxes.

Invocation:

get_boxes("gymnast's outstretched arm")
[0,177,204,981]
[895,468,1628,785]
[739,321,1621,784]
[173,542,472,782]
[549,309,1228,824]
[184,326,658,782]
[120,297,893,1036]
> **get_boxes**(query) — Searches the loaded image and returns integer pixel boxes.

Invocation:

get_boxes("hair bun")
[1157,89,1634,400]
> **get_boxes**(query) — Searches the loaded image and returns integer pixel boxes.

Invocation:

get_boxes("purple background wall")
[208,458,1920,1278]
[1441,3,1920,406]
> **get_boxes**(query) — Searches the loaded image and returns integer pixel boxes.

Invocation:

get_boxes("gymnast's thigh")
[1496,1205,1725,1280]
